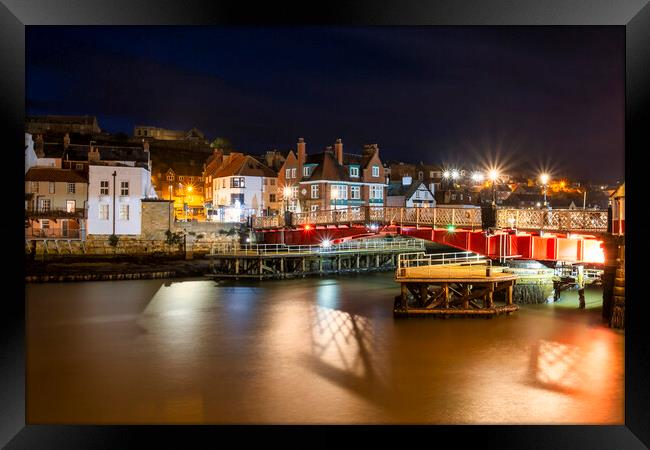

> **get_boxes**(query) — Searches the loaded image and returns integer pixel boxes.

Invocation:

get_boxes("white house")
[386,177,436,208]
[209,153,279,221]
[86,164,156,236]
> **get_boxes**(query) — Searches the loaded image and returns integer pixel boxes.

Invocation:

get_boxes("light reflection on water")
[27,274,623,424]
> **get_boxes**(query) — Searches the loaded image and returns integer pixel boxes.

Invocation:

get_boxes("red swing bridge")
[253,206,609,264]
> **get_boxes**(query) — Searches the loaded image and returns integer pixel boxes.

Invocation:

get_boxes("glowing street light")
[451,169,459,180]
[471,172,484,183]
[488,169,499,181]
[540,173,550,207]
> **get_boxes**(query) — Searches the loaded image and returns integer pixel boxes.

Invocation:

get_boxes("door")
[61,219,69,238]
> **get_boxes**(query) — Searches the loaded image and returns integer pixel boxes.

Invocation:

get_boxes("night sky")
[26,26,624,182]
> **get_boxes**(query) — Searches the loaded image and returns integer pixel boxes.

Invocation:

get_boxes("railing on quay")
[396,251,493,279]
[209,238,425,256]
[26,207,86,219]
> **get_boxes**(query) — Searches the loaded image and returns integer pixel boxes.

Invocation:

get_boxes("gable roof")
[213,154,276,178]
[303,152,351,182]
[25,167,88,183]
[388,180,432,198]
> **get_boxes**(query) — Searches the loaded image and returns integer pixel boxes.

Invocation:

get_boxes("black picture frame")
[2,0,648,447]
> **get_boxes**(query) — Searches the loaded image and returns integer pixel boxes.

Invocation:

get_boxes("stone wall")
[141,199,174,240]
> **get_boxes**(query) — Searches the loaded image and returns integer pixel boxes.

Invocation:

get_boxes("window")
[415,190,421,199]
[120,181,129,196]
[231,193,245,205]
[179,176,185,182]
[311,184,319,199]
[100,180,109,195]
[143,130,148,136]
[31,181,39,193]
[166,173,174,181]
[311,205,319,212]
[270,179,276,186]
[372,166,380,177]
[76,163,84,170]
[349,166,359,177]
[99,204,109,220]
[231,177,245,188]
[350,185,361,199]
[292,186,298,199]
[331,185,347,200]
[222,179,226,188]
[303,166,311,177]
[291,168,297,179]
[263,178,268,185]
[370,185,383,199]
[189,177,194,182]
[66,200,76,212]
[269,194,277,203]
[285,169,291,179]
[40,219,49,229]
[429,171,434,178]
[67,182,76,194]
[137,130,141,136]
[119,204,129,221]
[49,182,55,194]
[39,199,50,212]
[418,171,423,181]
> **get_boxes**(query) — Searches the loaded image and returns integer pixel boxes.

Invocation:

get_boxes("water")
[26,274,624,424]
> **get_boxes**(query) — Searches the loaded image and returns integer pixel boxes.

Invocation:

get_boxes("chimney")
[88,143,100,162]
[297,138,306,166]
[63,133,70,150]
[34,134,44,158]
[335,138,343,166]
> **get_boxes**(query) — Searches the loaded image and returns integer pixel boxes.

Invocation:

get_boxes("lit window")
[231,177,245,188]
[292,186,298,199]
[179,176,185,182]
[370,185,383,199]
[350,185,361,199]
[39,199,51,212]
[311,205,319,212]
[100,180,109,195]
[120,181,129,196]
[270,179,276,186]
[99,204,109,220]
[285,169,291,179]
[349,166,359,177]
[49,182,55,194]
[67,182,75,194]
[76,163,84,170]
[66,200,76,212]
[291,168,297,179]
[166,173,174,181]
[303,166,310,177]
[189,177,194,182]
[311,184,319,199]
[119,204,129,221]
[31,181,39,193]
[41,219,49,229]
[372,166,379,177]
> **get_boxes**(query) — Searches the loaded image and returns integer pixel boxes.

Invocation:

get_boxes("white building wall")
[87,165,151,235]
[25,133,37,174]
[406,185,436,207]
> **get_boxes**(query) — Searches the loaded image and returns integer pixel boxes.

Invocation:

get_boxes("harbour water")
[27,273,624,424]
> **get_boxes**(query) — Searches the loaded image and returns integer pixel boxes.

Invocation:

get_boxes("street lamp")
[540,173,549,207]
[282,186,293,214]
[471,172,484,183]
[488,169,499,206]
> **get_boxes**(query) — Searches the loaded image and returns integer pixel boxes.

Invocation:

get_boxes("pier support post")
[401,283,408,309]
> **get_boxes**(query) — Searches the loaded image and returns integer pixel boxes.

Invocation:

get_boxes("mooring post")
[507,283,513,305]
[401,283,408,309]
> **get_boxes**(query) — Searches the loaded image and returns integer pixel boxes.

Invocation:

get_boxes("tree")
[210,137,233,152]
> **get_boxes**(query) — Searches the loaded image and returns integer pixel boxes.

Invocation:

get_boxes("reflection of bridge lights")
[304,224,313,231]
[446,225,456,233]
[368,223,379,231]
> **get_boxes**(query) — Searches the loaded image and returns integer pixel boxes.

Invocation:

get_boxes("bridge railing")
[496,208,608,232]
[253,206,483,229]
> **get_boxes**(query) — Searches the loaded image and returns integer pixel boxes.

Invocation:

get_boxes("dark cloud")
[26,26,624,182]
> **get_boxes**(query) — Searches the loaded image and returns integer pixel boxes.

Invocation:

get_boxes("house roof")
[42,143,149,164]
[387,180,430,198]
[213,154,276,178]
[27,115,98,126]
[303,152,351,182]
[610,183,624,198]
[25,167,88,183]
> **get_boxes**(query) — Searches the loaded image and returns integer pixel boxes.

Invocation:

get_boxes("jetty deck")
[394,251,518,318]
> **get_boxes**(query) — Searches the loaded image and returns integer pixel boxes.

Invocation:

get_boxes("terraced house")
[278,138,386,214]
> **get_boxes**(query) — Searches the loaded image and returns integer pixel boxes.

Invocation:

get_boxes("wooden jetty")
[394,251,518,318]
[206,239,425,280]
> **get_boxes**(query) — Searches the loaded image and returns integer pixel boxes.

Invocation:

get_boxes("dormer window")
[166,173,174,181]
[372,166,379,177]
[349,166,359,177]
[303,166,311,177]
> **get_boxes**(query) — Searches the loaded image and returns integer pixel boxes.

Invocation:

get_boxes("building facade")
[386,177,436,207]
[25,167,88,239]
[278,138,387,214]
[206,152,279,222]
